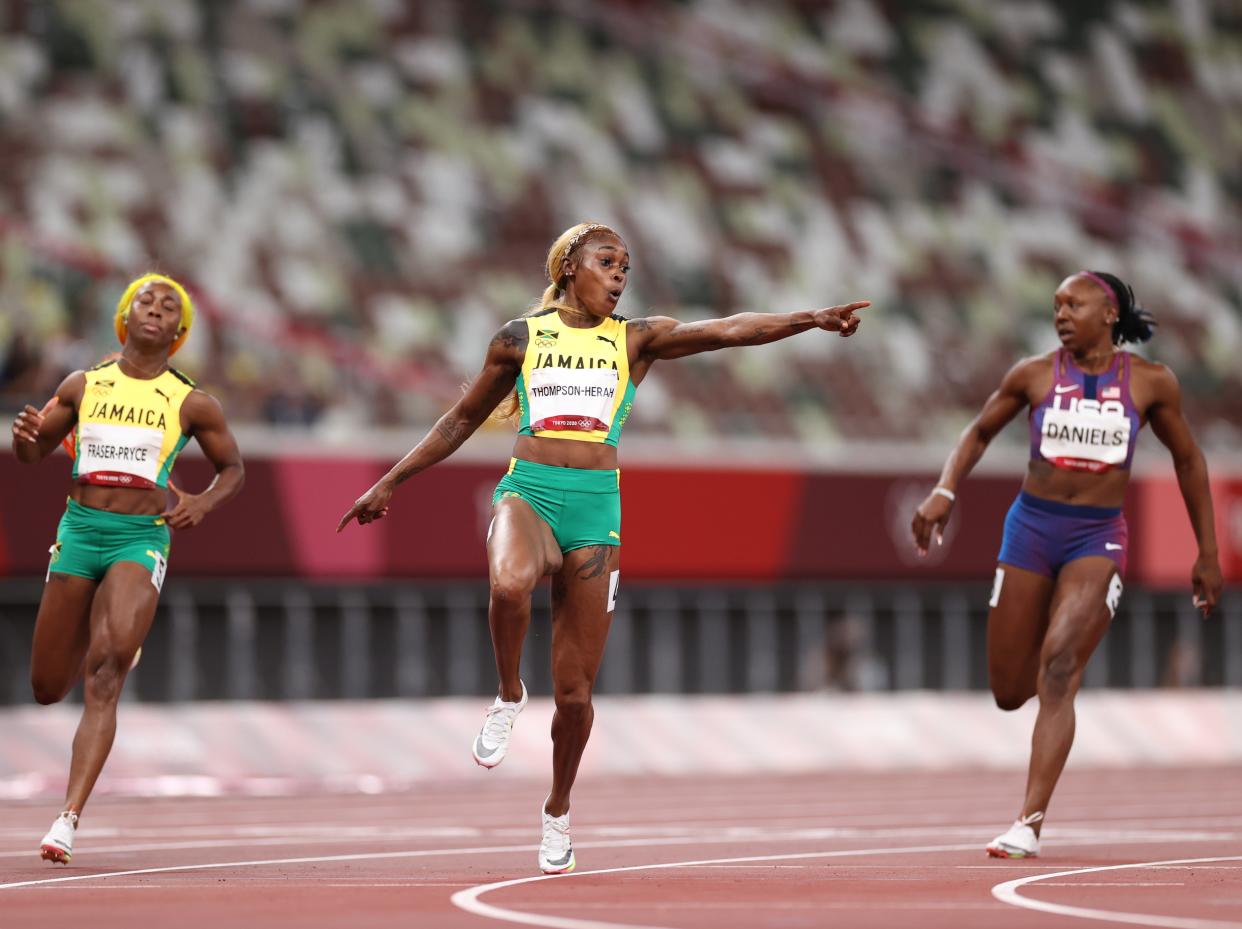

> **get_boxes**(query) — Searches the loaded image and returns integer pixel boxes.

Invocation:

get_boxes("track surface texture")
[2,768,1240,929]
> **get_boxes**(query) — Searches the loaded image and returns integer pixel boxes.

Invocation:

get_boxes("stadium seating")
[1,0,1238,446]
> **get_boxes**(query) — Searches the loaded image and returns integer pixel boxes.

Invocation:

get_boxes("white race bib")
[1039,404,1131,471]
[76,421,164,486]
[527,366,619,434]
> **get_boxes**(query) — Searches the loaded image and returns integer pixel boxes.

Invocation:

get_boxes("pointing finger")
[336,507,358,533]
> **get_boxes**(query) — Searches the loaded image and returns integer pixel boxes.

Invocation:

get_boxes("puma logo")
[597,334,617,349]
[154,387,172,405]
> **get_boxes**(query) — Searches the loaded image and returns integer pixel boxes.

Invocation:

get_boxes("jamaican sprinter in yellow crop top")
[11,273,243,864]
[340,221,869,873]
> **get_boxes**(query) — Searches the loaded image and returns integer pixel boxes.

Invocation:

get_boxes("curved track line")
[992,855,1242,929]
[0,830,974,892]
[451,842,985,929]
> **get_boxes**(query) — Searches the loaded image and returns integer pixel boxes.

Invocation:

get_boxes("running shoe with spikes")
[472,680,528,768]
[40,810,78,865]
[538,796,575,875]
[987,811,1043,858]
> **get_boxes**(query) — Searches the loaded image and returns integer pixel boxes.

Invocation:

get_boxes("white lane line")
[992,855,1242,929]
[450,835,1242,929]
[0,829,1003,892]
[451,842,983,929]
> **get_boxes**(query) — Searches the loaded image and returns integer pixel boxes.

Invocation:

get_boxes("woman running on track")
[11,274,244,864]
[339,221,868,873]
[911,271,1221,858]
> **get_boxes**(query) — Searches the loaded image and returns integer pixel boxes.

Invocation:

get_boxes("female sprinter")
[10,274,244,864]
[910,271,1221,858]
[339,222,868,873]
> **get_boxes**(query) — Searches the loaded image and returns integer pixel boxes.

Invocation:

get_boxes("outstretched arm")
[163,390,245,529]
[910,357,1038,555]
[630,303,868,363]
[10,372,83,464]
[337,320,525,531]
[1147,365,1221,616]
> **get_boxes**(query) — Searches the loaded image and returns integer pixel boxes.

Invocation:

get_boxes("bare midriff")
[512,434,619,471]
[70,484,167,516]
[1021,460,1129,509]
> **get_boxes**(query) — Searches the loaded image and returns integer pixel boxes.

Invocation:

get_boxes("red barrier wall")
[1,451,1232,587]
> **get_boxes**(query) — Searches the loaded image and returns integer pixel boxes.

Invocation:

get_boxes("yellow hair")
[492,222,619,423]
[114,273,195,356]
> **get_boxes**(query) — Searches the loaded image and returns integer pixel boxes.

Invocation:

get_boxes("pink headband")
[1078,271,1118,308]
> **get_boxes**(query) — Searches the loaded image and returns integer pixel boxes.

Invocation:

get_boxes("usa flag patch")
[1101,386,1120,399]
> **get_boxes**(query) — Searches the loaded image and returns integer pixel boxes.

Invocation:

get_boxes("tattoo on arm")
[490,320,529,352]
[629,318,652,332]
[435,418,468,451]
[575,545,611,580]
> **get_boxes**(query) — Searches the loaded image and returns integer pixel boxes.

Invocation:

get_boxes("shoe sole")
[540,858,575,875]
[987,845,1036,859]
[40,845,70,864]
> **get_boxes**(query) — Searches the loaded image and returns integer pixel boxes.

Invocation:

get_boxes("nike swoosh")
[1105,543,1123,550]
[1054,384,1078,394]
[473,739,498,758]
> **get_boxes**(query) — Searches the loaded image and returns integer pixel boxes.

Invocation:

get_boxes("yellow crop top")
[515,309,636,446]
[73,361,194,489]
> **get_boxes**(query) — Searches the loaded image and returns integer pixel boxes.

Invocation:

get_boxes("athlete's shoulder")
[1128,354,1178,395]
[87,358,119,373]
[1005,351,1052,379]
[181,386,227,422]
[527,307,559,319]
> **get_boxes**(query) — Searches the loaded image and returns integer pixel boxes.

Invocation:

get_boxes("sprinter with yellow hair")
[339,222,869,874]
[10,273,244,865]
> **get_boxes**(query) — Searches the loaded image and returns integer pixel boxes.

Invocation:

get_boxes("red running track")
[1,767,1240,929]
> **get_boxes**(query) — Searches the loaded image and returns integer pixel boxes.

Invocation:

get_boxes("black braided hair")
[1088,270,1157,345]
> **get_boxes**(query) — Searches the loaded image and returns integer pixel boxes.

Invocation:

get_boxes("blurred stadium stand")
[1,0,1240,447]
[1,1,1239,705]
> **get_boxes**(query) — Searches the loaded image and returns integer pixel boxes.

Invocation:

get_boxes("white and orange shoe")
[987,811,1042,858]
[472,681,527,769]
[538,797,575,875]
[40,810,78,864]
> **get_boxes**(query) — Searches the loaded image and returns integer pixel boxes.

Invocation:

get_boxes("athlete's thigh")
[987,563,1055,695]
[488,496,562,580]
[1043,556,1120,666]
[87,562,161,665]
[31,573,98,692]
[550,544,620,686]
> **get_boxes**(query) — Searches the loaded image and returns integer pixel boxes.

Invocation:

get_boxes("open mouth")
[607,289,622,302]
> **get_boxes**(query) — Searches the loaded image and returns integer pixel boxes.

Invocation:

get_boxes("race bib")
[76,421,164,488]
[1039,404,1131,472]
[527,367,619,434]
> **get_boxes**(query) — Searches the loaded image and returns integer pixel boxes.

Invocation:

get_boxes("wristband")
[932,486,956,502]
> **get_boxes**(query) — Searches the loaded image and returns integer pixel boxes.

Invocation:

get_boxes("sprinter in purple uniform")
[911,271,1221,858]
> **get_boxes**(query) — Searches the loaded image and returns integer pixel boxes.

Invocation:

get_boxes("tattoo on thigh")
[576,545,610,580]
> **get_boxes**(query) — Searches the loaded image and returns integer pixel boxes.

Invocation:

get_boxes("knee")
[992,690,1029,712]
[1038,647,1081,702]
[31,678,67,706]
[490,567,539,604]
[554,685,593,719]
[83,654,130,704]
